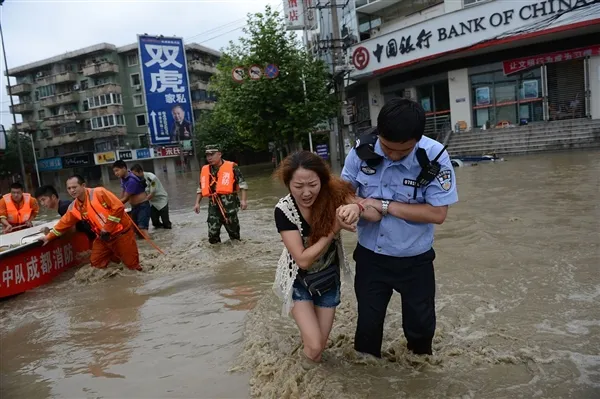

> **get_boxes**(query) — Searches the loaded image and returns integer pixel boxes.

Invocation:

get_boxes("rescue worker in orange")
[0,182,39,233]
[38,175,142,271]
[194,145,248,244]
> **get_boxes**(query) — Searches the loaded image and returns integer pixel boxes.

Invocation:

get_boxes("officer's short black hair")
[112,160,127,169]
[35,185,59,199]
[377,98,425,143]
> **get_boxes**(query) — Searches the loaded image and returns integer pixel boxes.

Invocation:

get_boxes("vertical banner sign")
[138,35,194,145]
[283,0,305,31]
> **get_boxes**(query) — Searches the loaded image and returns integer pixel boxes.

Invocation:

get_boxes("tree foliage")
[208,5,336,153]
[0,128,34,177]
[194,109,251,155]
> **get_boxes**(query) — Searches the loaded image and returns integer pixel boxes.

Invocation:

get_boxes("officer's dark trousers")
[353,244,436,357]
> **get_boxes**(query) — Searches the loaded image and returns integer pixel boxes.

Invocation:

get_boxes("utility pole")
[330,0,346,170]
[0,1,29,191]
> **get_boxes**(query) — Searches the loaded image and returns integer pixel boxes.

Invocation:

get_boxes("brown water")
[1,152,599,399]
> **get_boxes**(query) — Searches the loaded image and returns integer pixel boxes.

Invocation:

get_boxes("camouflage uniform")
[199,146,248,244]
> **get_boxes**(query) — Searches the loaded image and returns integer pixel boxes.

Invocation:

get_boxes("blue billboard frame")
[137,35,194,146]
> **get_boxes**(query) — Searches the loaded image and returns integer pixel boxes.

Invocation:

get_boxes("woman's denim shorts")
[292,278,341,308]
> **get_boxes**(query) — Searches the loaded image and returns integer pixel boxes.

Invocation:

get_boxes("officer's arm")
[340,149,360,190]
[388,151,458,224]
[234,165,248,204]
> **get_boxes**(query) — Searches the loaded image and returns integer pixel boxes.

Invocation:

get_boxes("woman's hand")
[337,204,360,225]
[334,209,357,234]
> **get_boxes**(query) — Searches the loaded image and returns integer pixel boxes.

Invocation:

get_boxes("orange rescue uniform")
[0,193,39,226]
[200,160,236,197]
[45,187,141,270]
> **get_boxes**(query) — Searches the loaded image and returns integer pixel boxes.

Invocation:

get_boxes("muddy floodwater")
[1,151,599,399]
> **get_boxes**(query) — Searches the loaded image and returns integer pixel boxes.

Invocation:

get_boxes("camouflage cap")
[205,145,220,153]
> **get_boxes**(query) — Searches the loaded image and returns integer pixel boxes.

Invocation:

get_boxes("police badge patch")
[436,169,453,191]
[360,164,376,175]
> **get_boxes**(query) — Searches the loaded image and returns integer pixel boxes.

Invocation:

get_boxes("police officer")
[194,145,248,244]
[338,98,458,357]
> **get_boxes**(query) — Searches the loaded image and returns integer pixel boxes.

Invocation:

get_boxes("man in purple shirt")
[112,160,151,238]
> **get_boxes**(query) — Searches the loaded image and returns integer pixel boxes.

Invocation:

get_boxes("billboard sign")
[94,151,117,165]
[62,153,94,168]
[117,148,154,161]
[138,35,194,146]
[283,0,305,30]
[38,157,63,172]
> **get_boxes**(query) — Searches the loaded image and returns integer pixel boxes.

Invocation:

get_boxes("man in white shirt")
[131,164,172,229]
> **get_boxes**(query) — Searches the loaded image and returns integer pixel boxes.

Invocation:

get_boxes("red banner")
[0,232,90,298]
[503,45,600,75]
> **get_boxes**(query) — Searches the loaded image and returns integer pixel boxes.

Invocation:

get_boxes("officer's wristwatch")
[381,200,390,216]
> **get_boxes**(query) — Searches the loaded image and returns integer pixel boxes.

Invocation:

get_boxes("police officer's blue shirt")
[341,135,458,258]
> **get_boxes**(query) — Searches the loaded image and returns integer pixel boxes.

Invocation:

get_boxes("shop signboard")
[137,35,194,145]
[118,150,135,161]
[136,148,153,159]
[503,44,600,75]
[316,144,329,160]
[94,151,117,165]
[62,153,94,169]
[283,0,305,30]
[350,0,599,77]
[155,146,193,157]
[38,157,63,172]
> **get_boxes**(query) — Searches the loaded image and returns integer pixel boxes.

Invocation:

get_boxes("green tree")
[194,109,250,155]
[209,5,337,155]
[0,128,34,177]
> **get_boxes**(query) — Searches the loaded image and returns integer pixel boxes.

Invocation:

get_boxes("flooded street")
[1,151,599,399]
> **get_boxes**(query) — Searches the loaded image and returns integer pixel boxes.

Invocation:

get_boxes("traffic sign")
[265,64,279,79]
[232,67,245,83]
[249,65,262,80]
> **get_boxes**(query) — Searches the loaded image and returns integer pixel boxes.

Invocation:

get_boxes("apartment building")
[7,40,219,185]
[343,0,600,141]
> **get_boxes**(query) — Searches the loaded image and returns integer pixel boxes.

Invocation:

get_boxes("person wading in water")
[272,151,380,366]
[194,145,248,244]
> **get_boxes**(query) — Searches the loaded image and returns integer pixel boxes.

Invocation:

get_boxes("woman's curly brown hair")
[275,151,355,245]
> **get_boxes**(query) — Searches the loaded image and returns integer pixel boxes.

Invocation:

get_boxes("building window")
[38,85,55,99]
[90,114,125,130]
[133,94,144,107]
[138,134,149,148]
[80,80,89,90]
[136,114,147,127]
[130,73,141,87]
[471,69,543,128]
[87,93,122,109]
[94,77,111,86]
[38,110,45,120]
[127,53,139,67]
[464,0,487,6]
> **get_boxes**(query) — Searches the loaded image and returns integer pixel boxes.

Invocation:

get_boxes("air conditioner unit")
[72,84,80,91]
[36,72,44,78]
[134,85,141,91]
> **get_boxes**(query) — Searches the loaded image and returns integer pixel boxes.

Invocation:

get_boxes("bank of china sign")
[350,0,599,77]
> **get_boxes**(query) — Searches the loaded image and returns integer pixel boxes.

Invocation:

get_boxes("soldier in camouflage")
[194,145,248,244]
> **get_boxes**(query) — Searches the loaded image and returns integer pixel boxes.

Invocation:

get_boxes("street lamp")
[1,0,29,191]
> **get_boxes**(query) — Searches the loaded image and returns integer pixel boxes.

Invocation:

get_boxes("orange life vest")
[70,188,125,236]
[3,193,33,225]
[200,161,236,197]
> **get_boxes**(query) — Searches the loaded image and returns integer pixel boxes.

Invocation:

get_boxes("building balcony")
[82,61,119,77]
[87,105,124,118]
[192,100,215,111]
[40,91,80,108]
[188,60,217,75]
[36,71,79,86]
[10,102,34,114]
[355,0,404,14]
[190,80,209,91]
[86,83,122,96]
[43,127,127,147]
[6,83,32,96]
[16,121,37,132]
[43,112,80,127]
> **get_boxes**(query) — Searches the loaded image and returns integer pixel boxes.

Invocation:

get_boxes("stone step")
[448,121,600,141]
[454,141,600,157]
[450,133,600,153]
[449,129,600,147]
[451,136,600,156]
